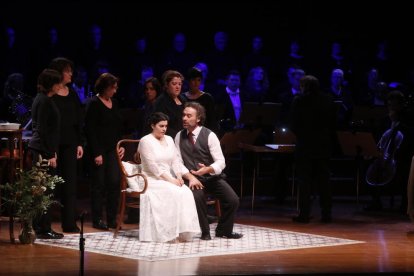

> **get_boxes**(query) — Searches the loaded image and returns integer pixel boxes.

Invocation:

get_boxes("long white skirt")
[139,179,200,242]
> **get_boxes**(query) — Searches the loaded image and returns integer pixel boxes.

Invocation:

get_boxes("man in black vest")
[175,102,242,240]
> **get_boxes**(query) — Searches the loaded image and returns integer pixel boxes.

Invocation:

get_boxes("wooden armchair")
[113,139,148,238]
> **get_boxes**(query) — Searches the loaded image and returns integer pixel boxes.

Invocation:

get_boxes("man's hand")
[48,157,57,168]
[95,155,103,166]
[188,177,204,190]
[190,163,212,176]
[77,146,84,159]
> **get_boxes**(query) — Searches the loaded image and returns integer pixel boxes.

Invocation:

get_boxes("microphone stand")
[79,211,86,276]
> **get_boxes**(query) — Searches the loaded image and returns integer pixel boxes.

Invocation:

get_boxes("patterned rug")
[35,223,363,261]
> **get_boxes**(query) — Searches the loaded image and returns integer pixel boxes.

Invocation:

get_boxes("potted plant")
[1,156,64,244]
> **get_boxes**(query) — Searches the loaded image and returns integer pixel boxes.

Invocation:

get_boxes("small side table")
[0,129,24,243]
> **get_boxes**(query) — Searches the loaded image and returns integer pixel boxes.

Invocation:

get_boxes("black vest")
[179,127,215,180]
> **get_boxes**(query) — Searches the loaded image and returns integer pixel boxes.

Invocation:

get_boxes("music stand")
[240,102,281,127]
[337,131,380,207]
[351,105,388,131]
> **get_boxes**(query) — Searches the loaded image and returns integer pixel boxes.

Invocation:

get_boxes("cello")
[365,122,404,186]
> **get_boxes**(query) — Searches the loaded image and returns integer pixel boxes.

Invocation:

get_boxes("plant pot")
[19,220,36,244]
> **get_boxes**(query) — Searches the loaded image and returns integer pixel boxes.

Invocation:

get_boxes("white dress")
[138,134,200,242]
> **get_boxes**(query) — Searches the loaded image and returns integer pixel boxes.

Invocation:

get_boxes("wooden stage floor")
[1,196,414,275]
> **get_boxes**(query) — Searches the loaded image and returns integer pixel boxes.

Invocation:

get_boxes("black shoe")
[292,216,310,223]
[200,232,212,240]
[62,226,80,233]
[93,220,108,230]
[37,230,64,239]
[207,215,218,224]
[364,203,383,211]
[215,231,243,239]
[124,218,139,224]
[320,216,332,223]
[107,222,118,229]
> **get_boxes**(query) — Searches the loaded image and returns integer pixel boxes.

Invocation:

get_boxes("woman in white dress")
[138,112,200,242]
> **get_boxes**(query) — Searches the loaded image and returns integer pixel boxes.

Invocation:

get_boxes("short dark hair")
[37,69,62,94]
[48,57,74,73]
[187,67,203,80]
[144,77,161,94]
[148,112,169,127]
[94,73,119,94]
[300,75,320,95]
[184,102,206,126]
[387,90,405,103]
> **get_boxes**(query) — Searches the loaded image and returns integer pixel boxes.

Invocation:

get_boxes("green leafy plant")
[1,156,64,222]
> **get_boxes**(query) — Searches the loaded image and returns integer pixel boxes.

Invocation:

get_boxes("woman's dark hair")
[300,75,320,95]
[94,72,119,94]
[387,90,406,116]
[37,69,62,94]
[144,77,161,94]
[48,57,74,73]
[184,101,206,126]
[387,90,405,104]
[148,112,169,127]
[187,67,203,80]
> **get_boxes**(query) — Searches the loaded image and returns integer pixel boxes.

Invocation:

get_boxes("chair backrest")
[116,139,148,194]
[114,139,148,238]
[220,128,262,156]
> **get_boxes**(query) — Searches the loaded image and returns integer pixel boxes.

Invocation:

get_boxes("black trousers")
[190,175,239,235]
[296,158,331,218]
[57,144,78,229]
[89,149,120,224]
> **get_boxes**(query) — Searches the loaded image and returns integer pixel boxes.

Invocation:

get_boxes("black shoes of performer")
[207,215,218,224]
[200,232,212,240]
[124,218,139,224]
[62,226,80,233]
[292,216,310,224]
[37,230,64,239]
[364,203,383,211]
[107,221,118,229]
[215,231,243,239]
[93,220,108,230]
[320,216,332,223]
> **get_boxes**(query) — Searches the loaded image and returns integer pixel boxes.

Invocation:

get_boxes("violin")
[365,124,404,186]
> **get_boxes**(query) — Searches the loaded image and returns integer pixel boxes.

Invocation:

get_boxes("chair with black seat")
[113,139,148,238]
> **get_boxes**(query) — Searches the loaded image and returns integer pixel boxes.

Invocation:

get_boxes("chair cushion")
[121,161,144,192]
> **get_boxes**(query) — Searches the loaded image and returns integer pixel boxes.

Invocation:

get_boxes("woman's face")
[151,120,168,139]
[144,82,157,102]
[188,77,202,92]
[166,77,182,98]
[62,67,73,85]
[103,83,118,98]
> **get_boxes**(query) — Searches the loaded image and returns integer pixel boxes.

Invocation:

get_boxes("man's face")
[182,107,199,130]
[227,74,240,90]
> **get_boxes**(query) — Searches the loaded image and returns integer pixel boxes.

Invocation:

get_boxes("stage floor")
[1,195,413,275]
